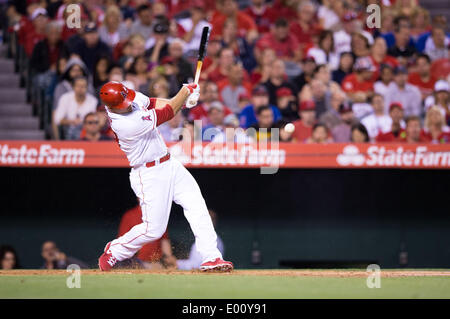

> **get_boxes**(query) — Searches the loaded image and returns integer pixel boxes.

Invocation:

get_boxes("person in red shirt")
[369,36,399,81]
[243,0,277,34]
[288,1,322,57]
[188,81,233,126]
[23,8,48,57]
[255,18,301,61]
[118,202,177,269]
[422,105,450,143]
[292,100,316,143]
[407,53,437,99]
[210,0,258,43]
[207,47,235,84]
[341,57,375,102]
[376,102,406,142]
[399,115,429,143]
[271,0,298,22]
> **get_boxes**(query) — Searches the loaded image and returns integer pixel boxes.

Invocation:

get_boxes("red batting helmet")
[99,81,136,109]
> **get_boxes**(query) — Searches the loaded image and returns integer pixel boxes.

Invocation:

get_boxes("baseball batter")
[98,81,233,272]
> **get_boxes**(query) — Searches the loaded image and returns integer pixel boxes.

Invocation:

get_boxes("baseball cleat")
[200,258,233,272]
[98,242,118,271]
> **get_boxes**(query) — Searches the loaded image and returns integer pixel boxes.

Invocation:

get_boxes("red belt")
[144,153,170,168]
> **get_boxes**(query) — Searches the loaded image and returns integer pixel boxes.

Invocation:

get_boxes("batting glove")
[183,83,200,108]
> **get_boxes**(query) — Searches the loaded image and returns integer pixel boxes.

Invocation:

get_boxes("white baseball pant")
[109,158,222,263]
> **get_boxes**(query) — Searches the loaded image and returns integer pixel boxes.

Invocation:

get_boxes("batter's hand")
[183,83,200,108]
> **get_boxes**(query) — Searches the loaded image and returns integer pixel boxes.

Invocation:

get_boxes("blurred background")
[0,0,449,270]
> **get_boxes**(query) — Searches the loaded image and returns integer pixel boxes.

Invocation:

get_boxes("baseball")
[284,123,295,133]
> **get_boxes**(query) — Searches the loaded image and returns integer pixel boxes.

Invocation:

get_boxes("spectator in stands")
[341,56,375,103]
[376,102,407,142]
[382,15,414,49]
[72,22,112,74]
[158,112,184,142]
[239,85,281,129]
[178,1,212,56]
[276,87,298,122]
[331,101,357,143]
[53,76,98,140]
[410,7,431,42]
[212,114,252,143]
[119,34,147,70]
[275,120,294,142]
[145,17,171,63]
[125,55,149,92]
[319,89,347,130]
[166,39,194,92]
[289,1,321,56]
[248,105,276,142]
[80,112,113,141]
[53,56,93,111]
[148,76,170,100]
[23,7,48,57]
[264,59,295,106]
[130,4,154,40]
[408,54,437,99]
[41,241,88,269]
[301,78,332,119]
[243,0,276,34]
[177,209,225,270]
[374,64,395,100]
[98,5,130,48]
[250,48,276,86]
[220,18,257,72]
[30,21,69,90]
[219,63,251,114]
[189,81,233,126]
[361,94,394,141]
[0,245,20,269]
[307,30,339,70]
[400,116,428,143]
[415,15,448,53]
[369,37,399,81]
[387,22,417,64]
[385,66,422,117]
[424,25,449,61]
[424,80,449,122]
[211,0,258,43]
[255,18,300,62]
[333,11,358,55]
[118,202,177,269]
[317,0,343,31]
[292,100,316,143]
[203,102,226,141]
[351,123,370,143]
[292,56,317,94]
[208,47,236,84]
[306,123,332,144]
[351,31,371,59]
[422,106,450,143]
[332,52,354,85]
[93,56,110,93]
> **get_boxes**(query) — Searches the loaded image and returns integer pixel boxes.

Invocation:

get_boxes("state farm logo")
[0,144,85,165]
[336,145,450,167]
[337,145,365,166]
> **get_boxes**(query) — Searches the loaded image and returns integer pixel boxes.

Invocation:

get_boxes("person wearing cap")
[255,18,301,61]
[276,87,298,122]
[291,100,316,143]
[385,65,421,117]
[361,94,394,140]
[178,1,212,54]
[72,22,112,74]
[23,7,48,56]
[188,81,233,126]
[202,101,226,141]
[333,10,359,55]
[424,80,449,121]
[331,101,357,143]
[341,56,375,103]
[376,102,407,142]
[407,54,437,99]
[145,17,171,63]
[239,85,281,129]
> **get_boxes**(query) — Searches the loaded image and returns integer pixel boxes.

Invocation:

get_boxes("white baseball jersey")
[106,92,167,167]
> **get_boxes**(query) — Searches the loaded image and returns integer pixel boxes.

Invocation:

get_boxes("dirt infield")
[1,269,450,278]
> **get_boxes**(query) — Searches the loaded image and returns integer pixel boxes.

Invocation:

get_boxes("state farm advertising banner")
[0,141,449,169]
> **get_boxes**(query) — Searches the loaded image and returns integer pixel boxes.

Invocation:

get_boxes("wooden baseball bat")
[194,26,210,84]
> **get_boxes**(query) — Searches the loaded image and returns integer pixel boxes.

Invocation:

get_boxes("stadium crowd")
[4,0,450,143]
